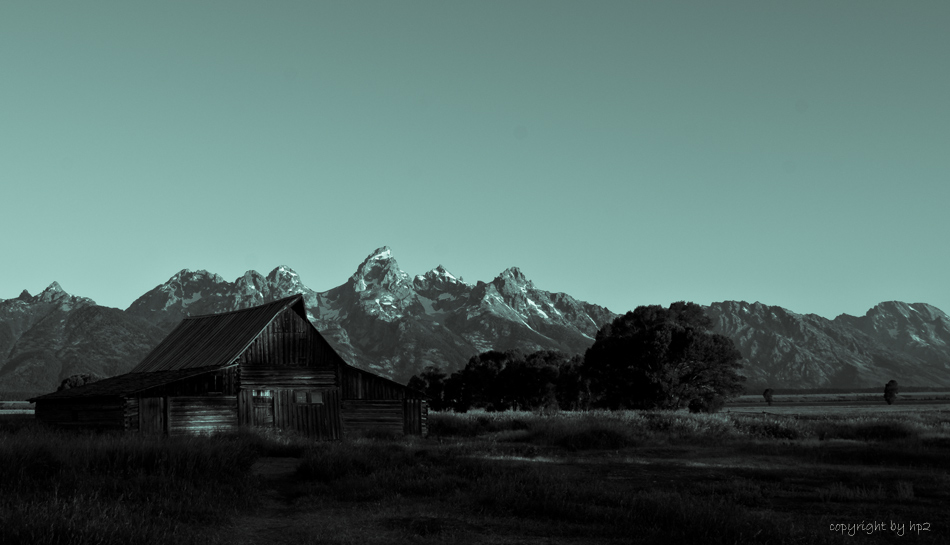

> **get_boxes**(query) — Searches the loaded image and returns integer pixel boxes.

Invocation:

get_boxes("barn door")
[139,397,166,435]
[252,390,275,428]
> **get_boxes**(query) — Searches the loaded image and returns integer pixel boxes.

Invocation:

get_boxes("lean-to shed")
[29,295,427,438]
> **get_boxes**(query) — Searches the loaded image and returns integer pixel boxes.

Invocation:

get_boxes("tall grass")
[0,422,261,545]
[429,409,950,445]
[292,439,833,544]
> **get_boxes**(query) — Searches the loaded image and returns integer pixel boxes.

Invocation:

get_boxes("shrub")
[884,380,899,405]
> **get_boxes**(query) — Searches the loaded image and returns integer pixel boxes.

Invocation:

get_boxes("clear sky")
[1,1,948,319]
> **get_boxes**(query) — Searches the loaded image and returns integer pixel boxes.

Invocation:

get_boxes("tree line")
[409,302,747,413]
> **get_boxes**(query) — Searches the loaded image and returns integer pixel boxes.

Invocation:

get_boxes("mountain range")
[2,247,948,396]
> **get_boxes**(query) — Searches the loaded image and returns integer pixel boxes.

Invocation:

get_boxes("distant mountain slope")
[0,284,165,393]
[706,301,950,389]
[3,248,949,395]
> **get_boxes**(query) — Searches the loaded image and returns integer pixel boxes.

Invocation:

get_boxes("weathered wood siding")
[241,368,337,390]
[138,397,165,435]
[166,396,237,436]
[238,308,345,369]
[341,399,405,435]
[291,389,342,440]
[238,389,253,427]
[404,399,428,436]
[237,387,342,439]
[34,399,126,430]
[137,367,239,397]
[124,397,139,432]
[341,366,414,400]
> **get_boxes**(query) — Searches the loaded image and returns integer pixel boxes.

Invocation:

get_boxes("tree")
[57,373,101,391]
[582,302,745,411]
[499,350,563,411]
[555,354,590,411]
[763,388,774,406]
[407,366,448,411]
[445,350,524,412]
[884,380,899,405]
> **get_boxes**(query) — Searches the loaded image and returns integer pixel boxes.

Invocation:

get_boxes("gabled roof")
[130,295,306,373]
[28,368,218,401]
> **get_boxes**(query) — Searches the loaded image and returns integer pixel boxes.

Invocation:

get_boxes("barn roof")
[27,368,218,401]
[130,295,306,373]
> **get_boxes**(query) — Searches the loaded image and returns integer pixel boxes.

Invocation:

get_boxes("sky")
[1,1,948,319]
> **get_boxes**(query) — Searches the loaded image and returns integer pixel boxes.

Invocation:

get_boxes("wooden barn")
[28,295,427,438]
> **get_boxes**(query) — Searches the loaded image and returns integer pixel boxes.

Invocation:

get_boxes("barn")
[28,295,427,438]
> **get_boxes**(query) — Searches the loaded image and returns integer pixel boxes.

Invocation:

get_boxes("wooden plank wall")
[291,389,341,440]
[138,397,165,435]
[166,396,237,436]
[236,388,342,440]
[238,308,346,370]
[137,368,239,398]
[237,389,253,427]
[403,398,428,436]
[341,399,404,435]
[241,368,336,390]
[124,397,139,432]
[34,399,126,431]
[341,366,411,400]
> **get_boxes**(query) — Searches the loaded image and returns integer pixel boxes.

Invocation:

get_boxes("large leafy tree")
[583,302,745,411]
[407,365,449,411]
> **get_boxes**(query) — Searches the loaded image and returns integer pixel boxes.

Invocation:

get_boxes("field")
[2,404,949,544]
[725,392,950,416]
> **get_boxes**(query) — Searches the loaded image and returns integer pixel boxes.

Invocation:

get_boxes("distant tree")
[583,302,745,411]
[407,365,448,411]
[555,354,590,411]
[499,350,563,411]
[57,373,101,391]
[884,380,899,405]
[445,350,525,412]
[763,388,774,406]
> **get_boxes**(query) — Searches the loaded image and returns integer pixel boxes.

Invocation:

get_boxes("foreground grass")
[284,411,950,544]
[3,409,949,544]
[0,421,313,545]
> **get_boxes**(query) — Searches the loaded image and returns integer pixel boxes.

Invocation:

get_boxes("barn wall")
[137,368,239,398]
[341,399,405,435]
[166,396,237,436]
[34,398,126,431]
[125,397,139,432]
[241,368,337,390]
[238,309,345,369]
[238,387,342,439]
[341,366,412,400]
[404,399,428,436]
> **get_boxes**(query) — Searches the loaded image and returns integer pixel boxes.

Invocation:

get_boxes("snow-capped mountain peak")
[35,282,72,303]
[266,265,304,294]
[350,246,411,294]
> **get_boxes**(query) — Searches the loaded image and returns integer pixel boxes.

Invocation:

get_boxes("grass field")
[2,406,949,544]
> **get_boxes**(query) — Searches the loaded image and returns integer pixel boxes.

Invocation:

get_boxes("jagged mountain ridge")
[706,301,950,389]
[0,284,166,394]
[2,247,949,395]
[124,247,615,382]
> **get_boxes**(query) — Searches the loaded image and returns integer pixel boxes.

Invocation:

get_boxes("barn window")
[253,390,272,398]
[291,390,324,404]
